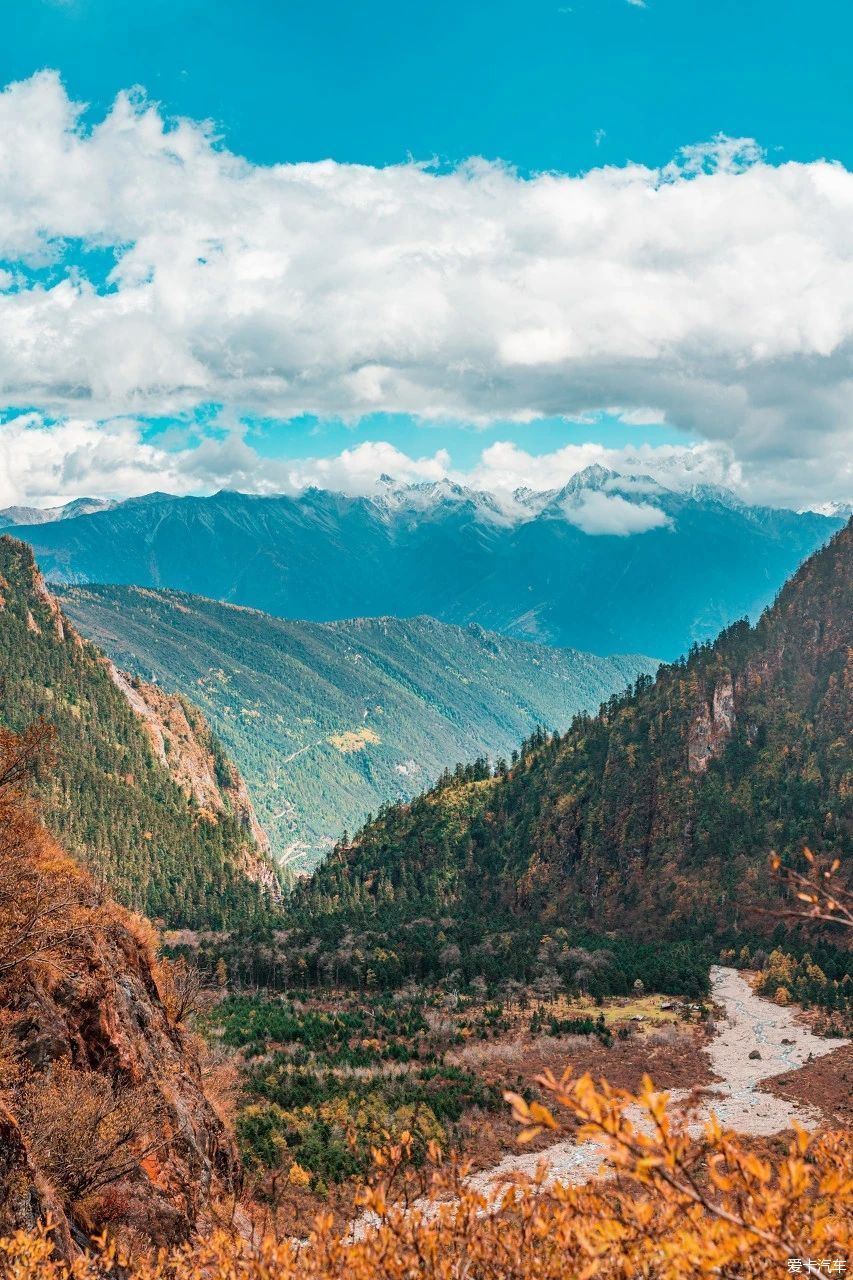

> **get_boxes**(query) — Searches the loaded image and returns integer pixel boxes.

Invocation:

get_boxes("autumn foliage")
[0,720,88,979]
[0,1066,850,1279]
[1,542,850,1280]
[0,716,850,1276]
[0,722,241,1248]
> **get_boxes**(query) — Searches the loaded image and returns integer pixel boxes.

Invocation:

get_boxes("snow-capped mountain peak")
[799,500,853,519]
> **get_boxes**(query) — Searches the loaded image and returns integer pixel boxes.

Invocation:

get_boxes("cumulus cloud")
[0,71,851,508]
[0,409,747,515]
[467,439,743,497]
[0,414,452,508]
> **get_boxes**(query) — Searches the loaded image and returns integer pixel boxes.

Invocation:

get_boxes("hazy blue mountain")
[59,584,658,870]
[19,467,842,658]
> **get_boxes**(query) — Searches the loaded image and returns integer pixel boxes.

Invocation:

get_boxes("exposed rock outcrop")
[105,664,269,850]
[102,663,278,897]
[0,1103,72,1254]
[30,562,71,644]
[1,844,241,1250]
[688,672,736,774]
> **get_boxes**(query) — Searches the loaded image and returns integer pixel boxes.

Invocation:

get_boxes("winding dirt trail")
[465,966,850,1197]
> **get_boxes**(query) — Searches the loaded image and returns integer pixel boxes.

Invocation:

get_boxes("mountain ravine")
[58,584,660,869]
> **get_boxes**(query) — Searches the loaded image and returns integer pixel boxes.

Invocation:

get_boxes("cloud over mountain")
[0,71,851,506]
[0,410,742,511]
[560,489,672,535]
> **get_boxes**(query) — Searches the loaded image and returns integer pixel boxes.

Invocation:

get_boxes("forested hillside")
[59,584,657,867]
[287,520,852,980]
[0,537,275,927]
[14,473,841,658]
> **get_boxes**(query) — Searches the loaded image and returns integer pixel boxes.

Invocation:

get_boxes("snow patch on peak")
[556,463,621,496]
[685,483,748,510]
[0,496,116,528]
[372,478,513,524]
[799,500,853,519]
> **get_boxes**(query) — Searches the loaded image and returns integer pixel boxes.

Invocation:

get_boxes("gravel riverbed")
[466,965,850,1197]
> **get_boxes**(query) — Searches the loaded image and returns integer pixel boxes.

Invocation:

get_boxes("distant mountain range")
[10,467,842,658]
[0,496,116,526]
[59,584,657,869]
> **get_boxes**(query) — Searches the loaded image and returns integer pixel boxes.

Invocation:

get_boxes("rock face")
[23,562,73,644]
[0,855,241,1251]
[105,662,272,861]
[688,672,736,774]
[0,1103,71,1249]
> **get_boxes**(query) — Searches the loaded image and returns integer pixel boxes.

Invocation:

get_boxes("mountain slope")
[0,722,240,1249]
[13,472,842,659]
[292,520,852,955]
[0,536,276,926]
[58,584,659,868]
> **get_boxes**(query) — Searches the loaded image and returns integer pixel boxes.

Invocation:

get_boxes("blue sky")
[8,0,853,173]
[0,0,851,510]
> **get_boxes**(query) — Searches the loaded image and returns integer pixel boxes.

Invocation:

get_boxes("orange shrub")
[0,1073,849,1280]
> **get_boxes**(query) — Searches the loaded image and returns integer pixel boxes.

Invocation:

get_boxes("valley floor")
[462,966,851,1202]
[206,964,850,1240]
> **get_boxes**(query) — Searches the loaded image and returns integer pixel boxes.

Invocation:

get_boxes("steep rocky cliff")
[3,898,240,1248]
[105,664,268,848]
[0,1103,70,1248]
[0,727,241,1253]
[104,665,277,898]
[688,672,736,774]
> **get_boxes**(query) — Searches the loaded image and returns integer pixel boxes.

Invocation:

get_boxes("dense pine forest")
[0,536,273,928]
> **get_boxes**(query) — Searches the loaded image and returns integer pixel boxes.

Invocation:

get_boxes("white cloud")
[561,489,670,535]
[466,439,743,498]
[0,72,850,508]
[0,414,452,507]
[0,416,175,508]
[0,411,745,515]
[278,441,451,494]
